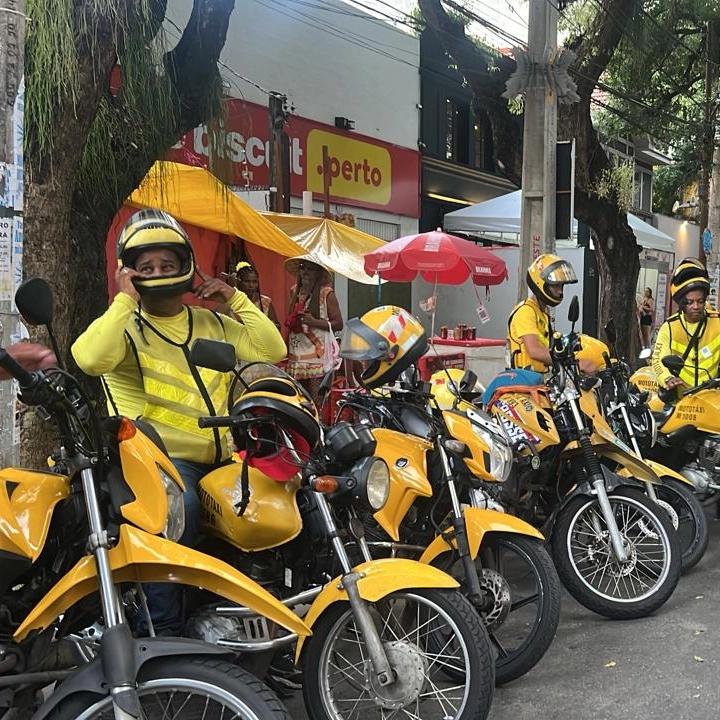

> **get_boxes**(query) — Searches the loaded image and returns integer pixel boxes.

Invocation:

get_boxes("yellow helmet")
[430,368,484,409]
[231,374,321,481]
[117,208,195,296]
[670,257,710,304]
[527,253,578,307]
[339,305,428,389]
[575,334,610,372]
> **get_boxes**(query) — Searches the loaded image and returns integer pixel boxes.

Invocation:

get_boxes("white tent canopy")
[444,190,675,253]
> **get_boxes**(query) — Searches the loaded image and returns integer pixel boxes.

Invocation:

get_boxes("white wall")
[655,215,700,261]
[165,0,420,150]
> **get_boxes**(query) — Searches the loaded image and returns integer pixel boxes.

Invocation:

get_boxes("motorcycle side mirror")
[459,369,478,393]
[568,295,579,324]
[15,277,54,326]
[661,354,685,377]
[189,339,236,372]
[318,370,334,398]
[604,319,617,344]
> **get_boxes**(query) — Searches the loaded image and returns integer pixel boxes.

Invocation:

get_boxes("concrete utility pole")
[0,0,24,465]
[268,92,290,213]
[503,0,578,301]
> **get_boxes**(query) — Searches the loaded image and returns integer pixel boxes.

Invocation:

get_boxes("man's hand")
[665,376,687,391]
[0,342,57,380]
[116,265,141,302]
[578,358,598,375]
[194,268,235,303]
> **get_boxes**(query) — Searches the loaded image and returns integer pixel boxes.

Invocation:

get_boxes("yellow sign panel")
[306,129,391,205]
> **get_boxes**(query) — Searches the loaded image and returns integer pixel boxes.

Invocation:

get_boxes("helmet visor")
[339,318,391,361]
[541,260,578,284]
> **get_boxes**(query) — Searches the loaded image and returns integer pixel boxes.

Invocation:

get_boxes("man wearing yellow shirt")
[507,253,579,374]
[652,258,720,395]
[71,208,286,635]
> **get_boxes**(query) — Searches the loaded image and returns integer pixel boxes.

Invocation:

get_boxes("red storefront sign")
[167,99,420,217]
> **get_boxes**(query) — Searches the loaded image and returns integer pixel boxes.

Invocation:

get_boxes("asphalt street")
[285,505,720,720]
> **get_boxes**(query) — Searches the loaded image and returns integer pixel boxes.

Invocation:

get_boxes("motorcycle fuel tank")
[489,393,560,451]
[198,464,303,551]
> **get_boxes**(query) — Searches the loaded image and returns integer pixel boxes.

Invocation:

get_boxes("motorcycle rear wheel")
[301,588,494,720]
[47,656,291,719]
[551,486,681,619]
[652,477,709,573]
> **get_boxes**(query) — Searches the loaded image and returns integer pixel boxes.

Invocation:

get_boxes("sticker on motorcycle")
[495,399,541,444]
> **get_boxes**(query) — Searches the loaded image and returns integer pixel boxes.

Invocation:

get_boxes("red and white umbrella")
[364,228,508,286]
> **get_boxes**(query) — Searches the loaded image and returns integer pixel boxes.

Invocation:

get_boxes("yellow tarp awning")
[127,161,387,285]
[260,213,386,285]
[127,161,306,257]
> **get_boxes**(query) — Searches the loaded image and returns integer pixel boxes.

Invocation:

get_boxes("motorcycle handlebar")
[198,416,232,429]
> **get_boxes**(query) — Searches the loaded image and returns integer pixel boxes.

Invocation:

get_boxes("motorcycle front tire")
[47,656,291,720]
[551,486,681,620]
[653,477,709,573]
[478,534,562,685]
[302,588,494,720]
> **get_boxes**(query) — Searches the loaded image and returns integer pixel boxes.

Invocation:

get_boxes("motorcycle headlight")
[351,456,390,511]
[467,409,513,482]
[160,466,185,541]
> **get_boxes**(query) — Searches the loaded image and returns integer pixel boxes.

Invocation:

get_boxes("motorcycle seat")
[482,369,547,409]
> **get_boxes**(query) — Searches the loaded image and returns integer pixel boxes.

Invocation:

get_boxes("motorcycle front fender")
[14,524,310,642]
[618,459,694,486]
[32,636,231,720]
[418,507,545,564]
[566,439,661,485]
[295,558,458,660]
[542,467,643,537]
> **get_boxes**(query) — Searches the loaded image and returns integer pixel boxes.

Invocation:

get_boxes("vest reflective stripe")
[667,313,720,386]
[124,309,232,463]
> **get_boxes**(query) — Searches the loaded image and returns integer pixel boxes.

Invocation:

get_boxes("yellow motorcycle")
[336,380,561,687]
[594,321,709,572]
[481,298,681,619]
[0,278,305,719]
[629,358,720,502]
[185,344,495,720]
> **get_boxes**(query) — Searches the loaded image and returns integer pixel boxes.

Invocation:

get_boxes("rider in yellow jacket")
[72,208,286,634]
[652,258,720,393]
[507,253,578,374]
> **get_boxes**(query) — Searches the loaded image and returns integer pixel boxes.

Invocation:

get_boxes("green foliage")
[25,0,78,159]
[598,1,711,188]
[595,159,634,213]
[26,0,226,220]
[507,95,524,115]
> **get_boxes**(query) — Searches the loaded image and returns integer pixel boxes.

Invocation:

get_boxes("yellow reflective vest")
[121,308,232,464]
[652,310,720,389]
[507,298,552,373]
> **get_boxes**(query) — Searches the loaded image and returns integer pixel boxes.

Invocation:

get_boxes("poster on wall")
[710,263,720,310]
[0,217,12,300]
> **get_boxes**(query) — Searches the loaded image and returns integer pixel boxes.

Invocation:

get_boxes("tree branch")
[165,0,236,134]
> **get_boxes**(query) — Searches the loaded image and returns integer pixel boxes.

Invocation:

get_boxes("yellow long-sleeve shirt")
[71,291,287,461]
